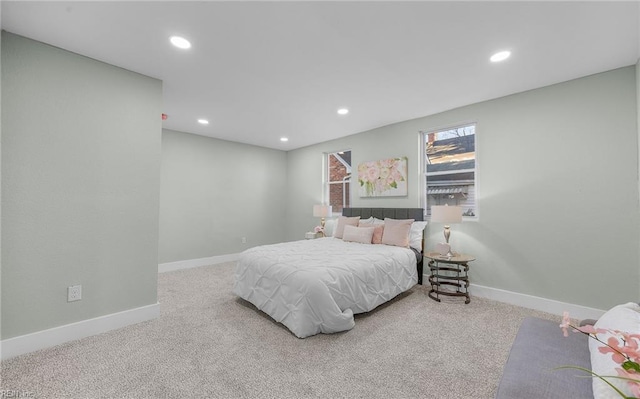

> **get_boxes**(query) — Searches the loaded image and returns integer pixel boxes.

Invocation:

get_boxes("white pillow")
[359,216,374,224]
[381,218,414,248]
[333,216,361,239]
[590,302,640,399]
[409,221,428,251]
[324,218,336,237]
[342,225,375,244]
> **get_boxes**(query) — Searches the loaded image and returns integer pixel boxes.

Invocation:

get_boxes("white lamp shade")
[431,205,462,224]
[313,205,332,218]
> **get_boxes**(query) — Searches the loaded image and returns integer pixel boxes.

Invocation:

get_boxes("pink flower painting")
[358,157,408,197]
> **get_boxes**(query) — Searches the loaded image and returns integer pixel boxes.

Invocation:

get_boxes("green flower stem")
[554,366,631,398]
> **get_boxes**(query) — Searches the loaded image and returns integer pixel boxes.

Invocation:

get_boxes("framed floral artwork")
[357,156,408,197]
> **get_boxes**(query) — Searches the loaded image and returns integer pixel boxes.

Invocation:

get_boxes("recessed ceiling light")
[490,50,511,63]
[337,108,349,115]
[197,119,209,125]
[170,36,191,49]
[280,137,289,142]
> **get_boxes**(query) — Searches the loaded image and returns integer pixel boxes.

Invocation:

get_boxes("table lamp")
[431,205,462,257]
[313,205,332,236]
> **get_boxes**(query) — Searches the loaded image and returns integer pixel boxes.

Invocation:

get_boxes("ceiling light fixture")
[197,119,209,125]
[490,50,511,63]
[170,36,191,49]
[337,108,349,115]
[280,137,289,142]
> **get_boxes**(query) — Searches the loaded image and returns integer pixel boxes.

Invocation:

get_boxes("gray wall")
[286,66,639,311]
[1,33,162,339]
[159,129,287,263]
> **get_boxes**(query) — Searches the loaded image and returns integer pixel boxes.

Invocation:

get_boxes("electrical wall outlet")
[241,237,247,244]
[68,285,82,302]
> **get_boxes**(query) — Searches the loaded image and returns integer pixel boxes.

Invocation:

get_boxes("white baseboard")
[158,253,240,273]
[0,302,160,361]
[469,283,606,321]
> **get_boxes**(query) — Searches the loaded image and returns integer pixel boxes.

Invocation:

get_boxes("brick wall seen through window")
[326,151,351,213]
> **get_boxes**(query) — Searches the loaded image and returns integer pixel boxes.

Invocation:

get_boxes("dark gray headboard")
[342,207,424,221]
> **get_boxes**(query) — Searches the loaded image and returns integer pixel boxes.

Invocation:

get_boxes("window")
[423,124,477,218]
[325,150,351,214]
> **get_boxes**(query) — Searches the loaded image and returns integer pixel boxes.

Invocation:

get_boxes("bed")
[233,207,425,338]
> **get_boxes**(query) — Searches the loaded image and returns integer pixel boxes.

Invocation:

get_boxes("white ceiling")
[2,1,639,151]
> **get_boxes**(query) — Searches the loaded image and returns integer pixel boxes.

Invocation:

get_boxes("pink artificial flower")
[560,311,571,337]
[617,333,640,361]
[575,325,608,335]
[599,336,628,364]
[558,315,640,397]
[314,226,324,233]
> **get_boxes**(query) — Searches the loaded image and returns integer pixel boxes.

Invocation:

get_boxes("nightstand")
[304,232,322,239]
[425,252,475,304]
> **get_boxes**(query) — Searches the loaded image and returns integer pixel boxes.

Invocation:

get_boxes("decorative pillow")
[381,218,414,248]
[359,221,384,244]
[333,216,361,239]
[342,225,375,244]
[590,302,640,399]
[409,221,428,251]
[371,225,384,244]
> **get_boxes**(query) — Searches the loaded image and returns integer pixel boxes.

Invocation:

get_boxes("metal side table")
[425,252,475,304]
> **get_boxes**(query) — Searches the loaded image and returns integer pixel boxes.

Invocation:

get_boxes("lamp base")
[443,225,454,257]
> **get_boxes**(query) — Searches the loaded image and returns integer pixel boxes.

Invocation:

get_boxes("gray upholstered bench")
[495,316,593,398]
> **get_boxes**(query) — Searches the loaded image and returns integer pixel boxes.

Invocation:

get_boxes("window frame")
[420,123,479,221]
[324,149,352,215]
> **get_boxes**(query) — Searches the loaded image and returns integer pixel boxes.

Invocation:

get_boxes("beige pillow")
[342,225,375,244]
[381,218,414,247]
[333,216,361,239]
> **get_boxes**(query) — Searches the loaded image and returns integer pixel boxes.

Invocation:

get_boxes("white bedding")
[233,237,418,338]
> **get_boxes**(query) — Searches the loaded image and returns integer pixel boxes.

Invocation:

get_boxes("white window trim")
[420,122,479,221]
[324,149,352,215]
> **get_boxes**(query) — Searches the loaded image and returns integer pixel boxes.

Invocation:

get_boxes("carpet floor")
[1,262,559,398]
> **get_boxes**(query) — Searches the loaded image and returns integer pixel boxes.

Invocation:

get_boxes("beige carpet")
[1,262,559,398]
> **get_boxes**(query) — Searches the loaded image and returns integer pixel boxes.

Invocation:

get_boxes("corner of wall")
[637,58,640,301]
[0,19,4,343]
[159,130,288,263]
[636,0,640,301]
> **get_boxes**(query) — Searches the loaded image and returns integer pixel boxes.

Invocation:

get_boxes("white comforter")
[233,237,418,338]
